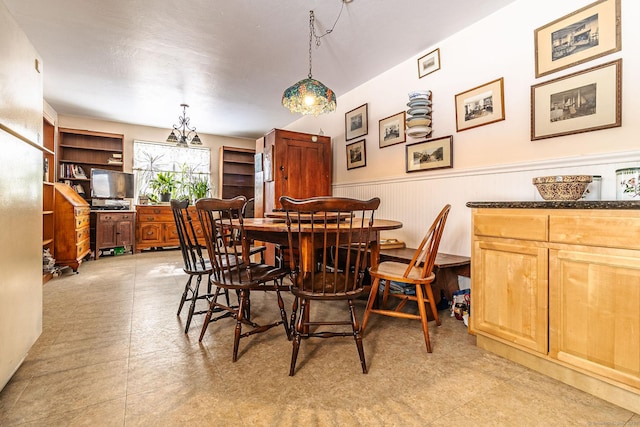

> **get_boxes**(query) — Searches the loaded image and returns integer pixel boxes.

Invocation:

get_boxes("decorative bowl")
[533,175,592,201]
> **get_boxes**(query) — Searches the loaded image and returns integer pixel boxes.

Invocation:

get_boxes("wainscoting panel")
[333,151,640,256]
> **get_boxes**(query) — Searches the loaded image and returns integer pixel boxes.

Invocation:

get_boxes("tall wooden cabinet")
[218,146,255,199]
[57,128,124,199]
[54,182,91,271]
[469,205,640,413]
[255,129,331,217]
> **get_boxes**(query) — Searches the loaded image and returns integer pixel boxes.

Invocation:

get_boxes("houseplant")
[188,176,210,202]
[149,171,177,202]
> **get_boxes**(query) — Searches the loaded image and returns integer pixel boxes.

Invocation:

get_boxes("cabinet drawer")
[76,215,90,229]
[139,223,163,243]
[473,212,548,241]
[75,207,91,217]
[76,226,89,242]
[550,214,640,250]
[99,213,134,222]
[76,238,90,259]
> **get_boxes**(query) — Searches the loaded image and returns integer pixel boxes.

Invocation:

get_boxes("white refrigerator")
[0,0,44,390]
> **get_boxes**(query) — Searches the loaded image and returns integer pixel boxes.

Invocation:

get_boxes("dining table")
[241,216,403,272]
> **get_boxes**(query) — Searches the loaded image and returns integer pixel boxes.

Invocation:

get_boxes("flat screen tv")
[91,169,135,199]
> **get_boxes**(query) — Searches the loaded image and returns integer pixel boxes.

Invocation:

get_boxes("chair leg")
[349,299,367,374]
[415,284,432,353]
[177,275,193,316]
[184,274,203,333]
[233,290,248,362]
[289,298,306,376]
[424,282,441,326]
[199,286,222,342]
[274,280,291,339]
[289,296,299,338]
[362,277,382,334]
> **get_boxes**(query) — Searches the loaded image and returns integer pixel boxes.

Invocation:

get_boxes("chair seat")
[292,272,367,300]
[369,261,435,285]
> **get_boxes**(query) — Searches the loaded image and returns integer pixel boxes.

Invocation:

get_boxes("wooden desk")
[242,218,403,270]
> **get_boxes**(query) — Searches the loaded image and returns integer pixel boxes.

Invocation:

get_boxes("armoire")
[254,129,332,263]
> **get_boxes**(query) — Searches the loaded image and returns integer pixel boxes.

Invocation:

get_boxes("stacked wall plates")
[406,90,432,138]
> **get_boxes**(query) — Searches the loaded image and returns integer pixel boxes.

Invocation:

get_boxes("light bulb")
[304,95,316,106]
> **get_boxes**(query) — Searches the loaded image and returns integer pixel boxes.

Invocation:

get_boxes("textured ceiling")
[4,0,516,139]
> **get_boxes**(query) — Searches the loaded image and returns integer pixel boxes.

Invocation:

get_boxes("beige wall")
[284,0,638,186]
[57,115,254,196]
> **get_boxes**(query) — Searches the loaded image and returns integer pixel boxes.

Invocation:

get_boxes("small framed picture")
[531,59,621,140]
[379,111,406,148]
[455,77,505,132]
[418,48,441,78]
[534,0,621,78]
[345,103,368,141]
[406,135,453,173]
[346,139,366,170]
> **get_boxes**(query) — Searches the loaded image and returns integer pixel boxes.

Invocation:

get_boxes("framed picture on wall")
[534,0,621,78]
[379,111,406,148]
[418,48,441,78]
[406,135,453,173]
[346,139,366,170]
[345,103,368,141]
[531,59,621,140]
[455,78,505,132]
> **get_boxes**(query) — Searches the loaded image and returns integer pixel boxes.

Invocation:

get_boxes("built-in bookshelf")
[57,128,124,200]
[43,115,56,283]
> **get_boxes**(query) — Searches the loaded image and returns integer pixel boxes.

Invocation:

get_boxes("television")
[91,169,135,199]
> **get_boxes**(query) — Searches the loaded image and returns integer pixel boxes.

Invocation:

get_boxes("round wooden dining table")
[241,217,403,270]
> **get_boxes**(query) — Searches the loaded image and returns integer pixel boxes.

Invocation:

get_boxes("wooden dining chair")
[280,196,381,376]
[171,199,222,333]
[195,196,290,361]
[362,204,451,353]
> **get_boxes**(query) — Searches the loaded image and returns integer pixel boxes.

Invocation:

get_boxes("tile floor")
[1,250,639,426]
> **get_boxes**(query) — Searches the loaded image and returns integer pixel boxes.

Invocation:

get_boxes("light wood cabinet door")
[549,247,640,390]
[472,239,548,354]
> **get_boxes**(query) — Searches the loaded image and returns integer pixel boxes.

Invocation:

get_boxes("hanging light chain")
[307,1,347,78]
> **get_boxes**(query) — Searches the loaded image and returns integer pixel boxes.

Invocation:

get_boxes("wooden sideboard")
[136,204,204,252]
[469,204,640,413]
[54,183,91,271]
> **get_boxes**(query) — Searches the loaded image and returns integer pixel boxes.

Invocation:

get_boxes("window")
[133,140,210,202]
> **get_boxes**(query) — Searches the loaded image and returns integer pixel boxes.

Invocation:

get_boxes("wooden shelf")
[43,115,56,284]
[57,128,124,200]
[218,146,255,200]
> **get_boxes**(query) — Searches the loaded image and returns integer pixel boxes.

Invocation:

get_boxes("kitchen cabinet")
[136,205,203,252]
[57,128,124,200]
[219,146,255,199]
[91,211,135,259]
[469,203,640,413]
[54,183,91,272]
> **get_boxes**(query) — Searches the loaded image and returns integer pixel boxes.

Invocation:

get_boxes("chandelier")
[166,103,202,147]
[282,3,348,116]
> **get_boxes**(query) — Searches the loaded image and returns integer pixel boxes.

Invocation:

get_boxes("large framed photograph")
[345,103,368,141]
[406,135,453,173]
[346,139,366,170]
[531,59,621,141]
[379,111,406,148]
[418,48,440,78]
[455,78,505,132]
[534,0,621,78]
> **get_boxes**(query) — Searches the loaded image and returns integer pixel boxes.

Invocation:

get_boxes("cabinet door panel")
[549,248,640,389]
[97,219,117,247]
[116,220,133,246]
[139,223,162,244]
[473,240,548,354]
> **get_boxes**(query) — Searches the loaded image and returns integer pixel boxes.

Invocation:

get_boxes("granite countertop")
[466,200,640,209]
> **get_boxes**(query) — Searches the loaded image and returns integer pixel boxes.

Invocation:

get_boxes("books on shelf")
[107,153,123,165]
[59,163,87,179]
